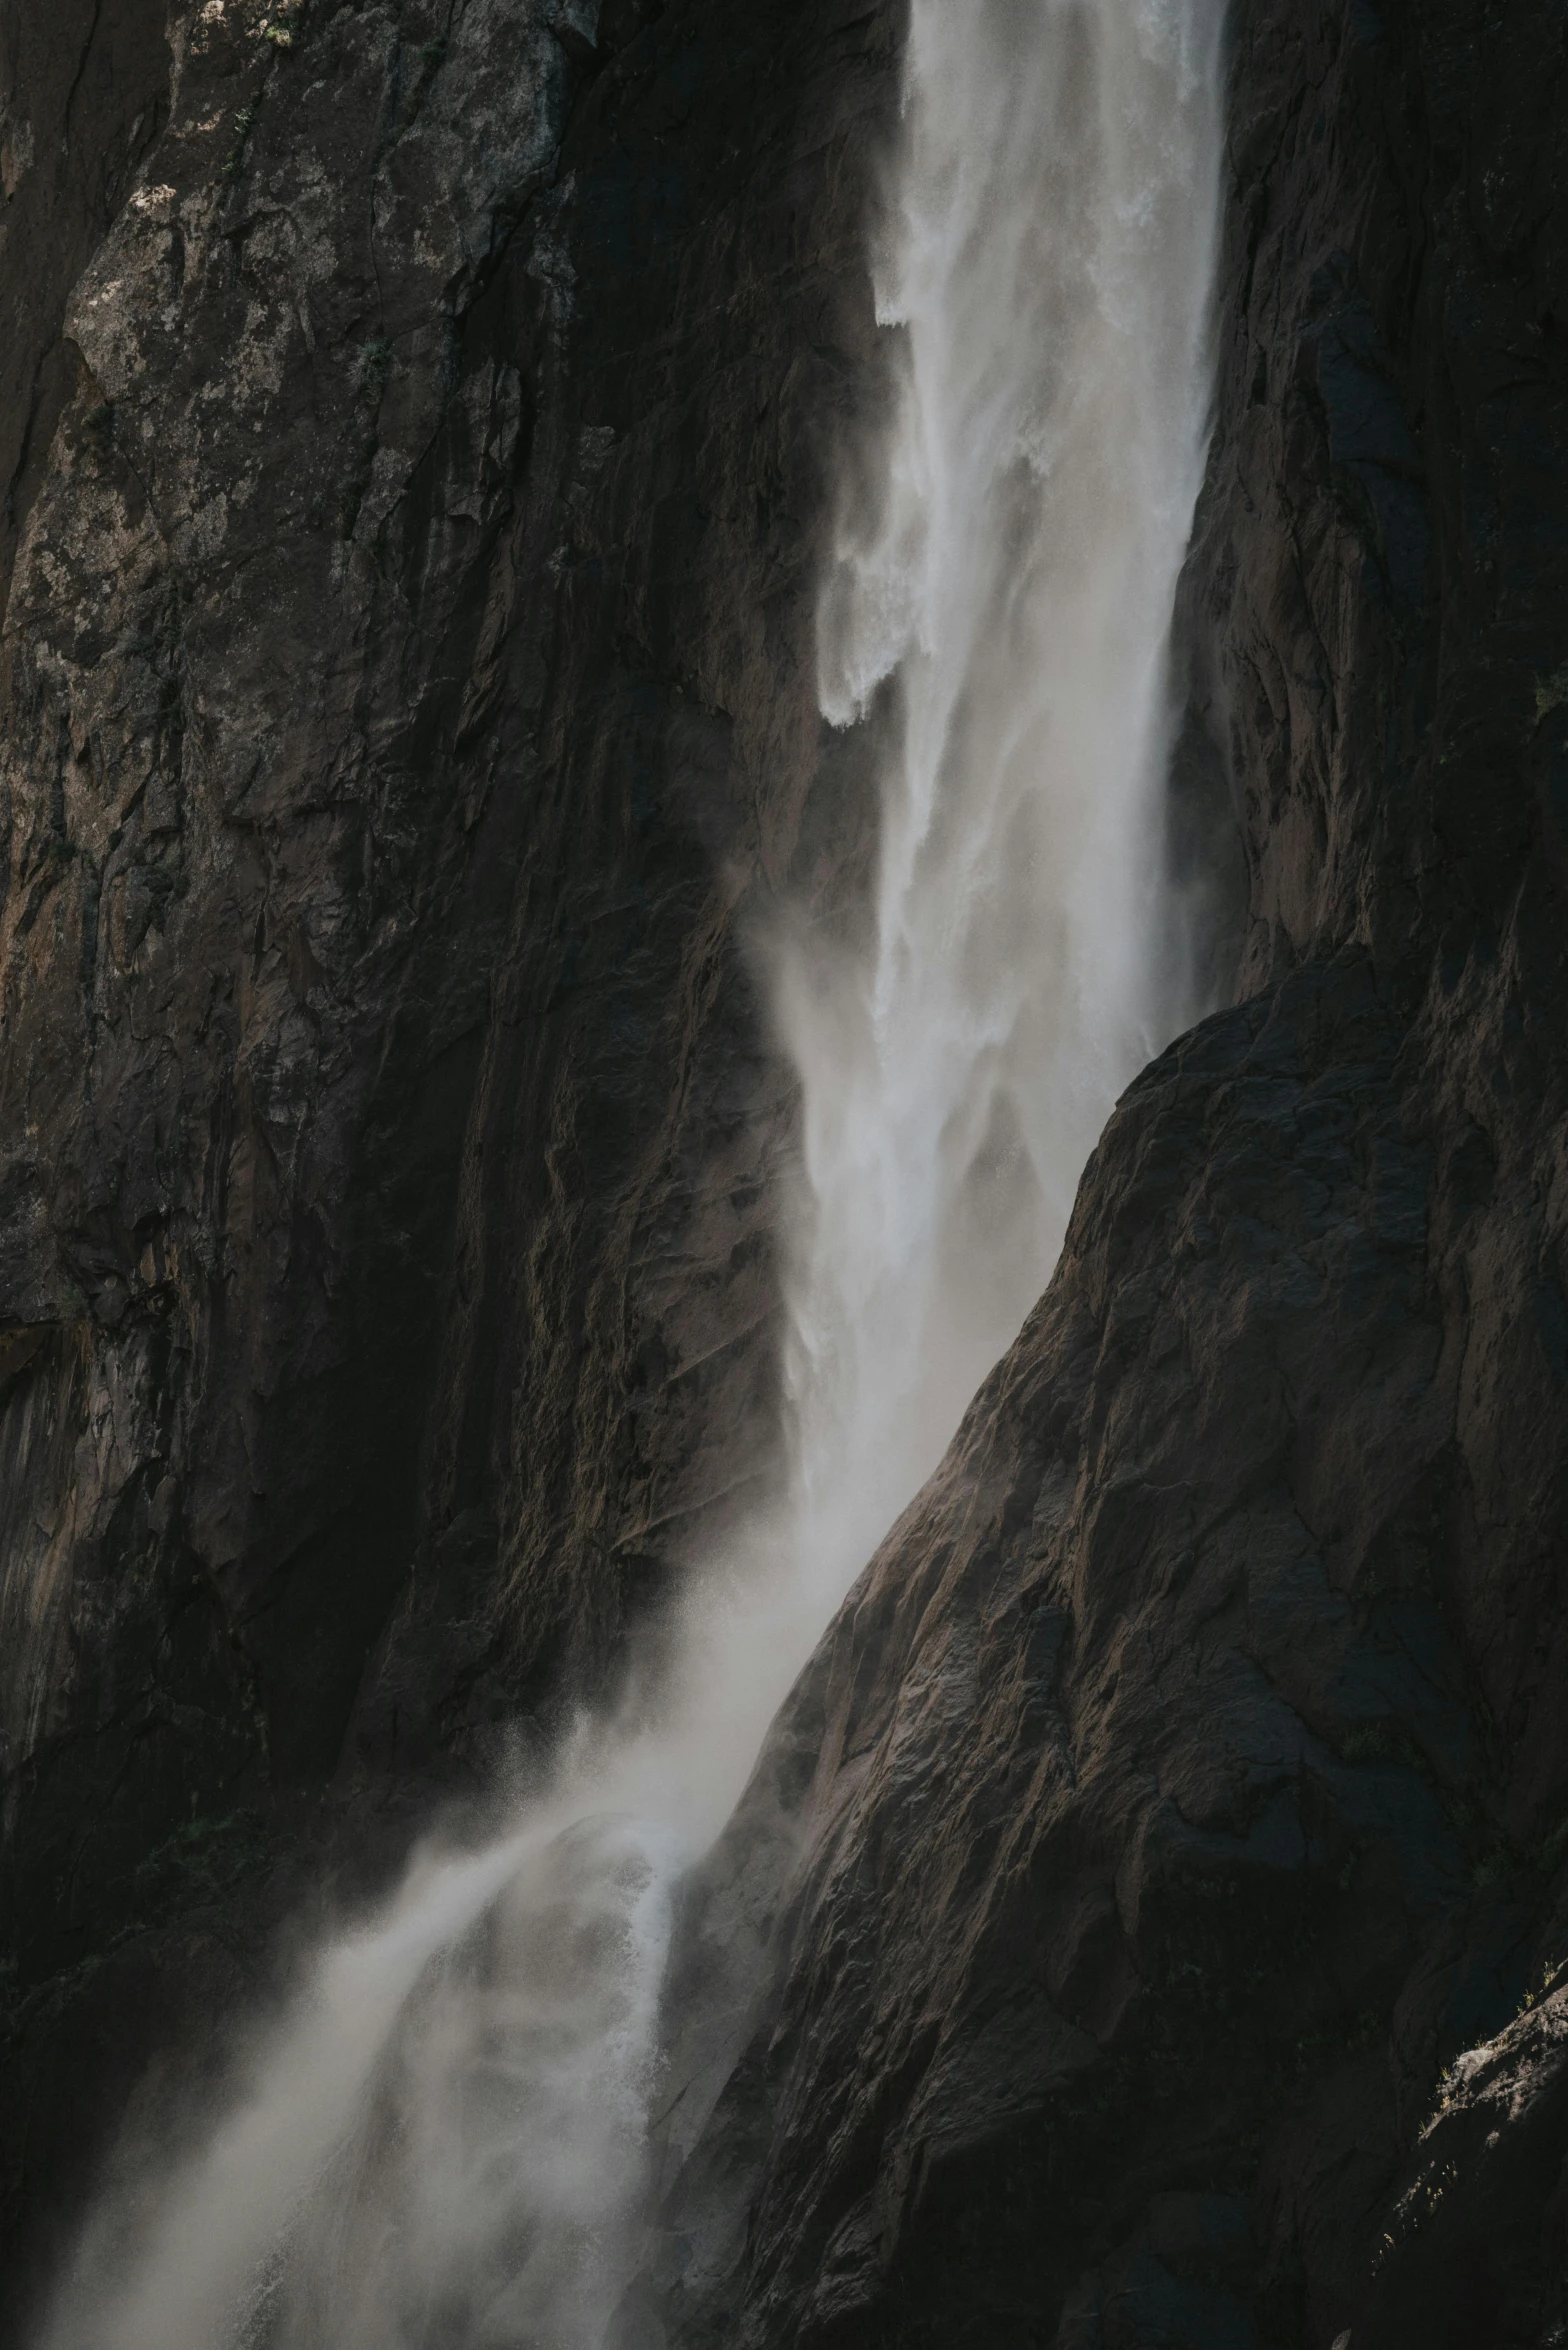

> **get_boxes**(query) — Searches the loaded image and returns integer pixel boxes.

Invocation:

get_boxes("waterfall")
[783,0,1226,1581]
[35,3,1224,2343]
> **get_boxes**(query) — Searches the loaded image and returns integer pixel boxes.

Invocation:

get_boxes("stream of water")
[37,3,1225,2342]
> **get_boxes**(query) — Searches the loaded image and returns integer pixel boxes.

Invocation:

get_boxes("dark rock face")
[1356,1969,1568,2350]
[0,0,898,2317]
[7,0,1568,2346]
[634,4,1568,2347]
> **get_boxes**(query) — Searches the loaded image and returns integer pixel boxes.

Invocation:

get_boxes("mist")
[33,3,1225,2343]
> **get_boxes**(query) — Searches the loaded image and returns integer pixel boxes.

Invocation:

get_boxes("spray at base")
[36,2,1225,2341]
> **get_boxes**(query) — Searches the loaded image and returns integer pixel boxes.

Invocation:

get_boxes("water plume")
[791,0,1227,1557]
[33,3,1225,2343]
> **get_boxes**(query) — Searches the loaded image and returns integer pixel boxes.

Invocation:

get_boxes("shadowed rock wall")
[634,6,1568,2347]
[0,0,899,2319]
[9,0,1568,2344]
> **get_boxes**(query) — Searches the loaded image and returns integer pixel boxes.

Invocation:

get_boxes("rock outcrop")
[631,5,1568,2347]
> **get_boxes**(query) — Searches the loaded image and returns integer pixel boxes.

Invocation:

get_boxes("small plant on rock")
[222,91,264,180]
[258,0,305,46]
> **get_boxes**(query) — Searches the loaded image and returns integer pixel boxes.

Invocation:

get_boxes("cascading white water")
[783,0,1226,1571]
[36,4,1224,2344]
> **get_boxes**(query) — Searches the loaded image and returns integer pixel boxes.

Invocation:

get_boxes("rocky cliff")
[0,0,897,2320]
[5,0,1568,2347]
[630,5,1568,2348]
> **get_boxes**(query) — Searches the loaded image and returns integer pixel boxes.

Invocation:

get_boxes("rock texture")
[0,0,898,2320]
[632,4,1568,2347]
[8,0,1568,2345]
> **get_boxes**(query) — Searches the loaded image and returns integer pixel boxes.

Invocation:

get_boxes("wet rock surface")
[633,3,1568,2346]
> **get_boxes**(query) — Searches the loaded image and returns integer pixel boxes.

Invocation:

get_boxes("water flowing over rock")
[5,0,1568,2347]
[8,0,1228,2332]
[633,6,1568,2346]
